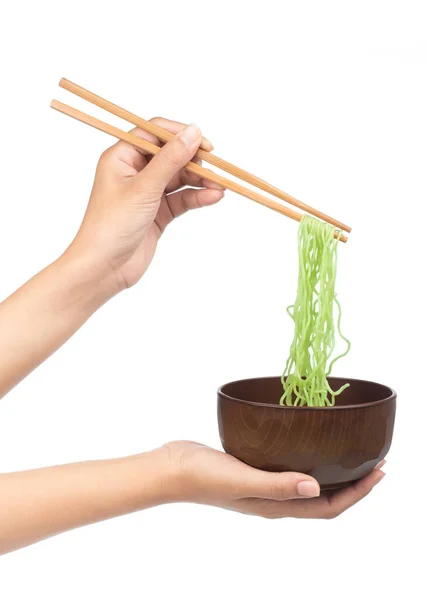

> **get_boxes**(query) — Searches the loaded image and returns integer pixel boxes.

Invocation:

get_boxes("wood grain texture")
[57,78,351,235]
[218,377,396,489]
[51,99,348,243]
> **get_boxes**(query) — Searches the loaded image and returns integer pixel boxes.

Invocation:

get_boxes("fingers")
[99,127,161,175]
[164,154,224,194]
[321,468,386,518]
[147,118,215,192]
[167,188,224,216]
[101,118,215,192]
[138,124,202,192]
[150,116,214,152]
[155,188,224,234]
[166,170,225,194]
[255,468,385,520]
[232,467,321,502]
[99,118,213,180]
[232,465,386,520]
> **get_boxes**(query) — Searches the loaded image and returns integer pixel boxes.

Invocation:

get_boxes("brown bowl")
[218,376,396,490]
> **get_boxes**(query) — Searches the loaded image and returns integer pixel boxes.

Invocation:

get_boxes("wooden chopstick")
[51,99,347,243]
[59,78,351,234]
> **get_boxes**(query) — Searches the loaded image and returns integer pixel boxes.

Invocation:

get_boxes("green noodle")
[280,215,351,407]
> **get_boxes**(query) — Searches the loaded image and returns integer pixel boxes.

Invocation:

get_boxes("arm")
[0,118,385,555]
[0,441,385,555]
[0,120,222,398]
[0,252,114,397]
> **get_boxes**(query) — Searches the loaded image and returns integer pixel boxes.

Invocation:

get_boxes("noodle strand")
[280,215,350,407]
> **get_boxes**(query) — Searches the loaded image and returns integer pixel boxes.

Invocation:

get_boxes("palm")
[110,136,223,288]
[116,222,160,288]
[166,441,385,519]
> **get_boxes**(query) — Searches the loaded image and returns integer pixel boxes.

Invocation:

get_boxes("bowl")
[218,376,396,490]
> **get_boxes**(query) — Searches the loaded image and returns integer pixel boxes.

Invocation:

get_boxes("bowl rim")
[217,376,397,410]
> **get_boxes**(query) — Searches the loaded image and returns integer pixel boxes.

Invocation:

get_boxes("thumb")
[138,123,202,192]
[237,468,321,501]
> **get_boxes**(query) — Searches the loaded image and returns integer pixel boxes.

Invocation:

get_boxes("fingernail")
[178,123,201,148]
[297,481,320,498]
[203,136,214,150]
[375,459,386,470]
[211,190,224,202]
[374,471,386,486]
[208,182,225,191]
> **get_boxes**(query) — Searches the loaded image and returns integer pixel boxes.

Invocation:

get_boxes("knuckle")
[98,146,116,167]
[269,483,291,502]
[179,191,189,214]
[159,150,181,171]
[165,194,178,220]
[98,148,110,164]
[194,190,203,209]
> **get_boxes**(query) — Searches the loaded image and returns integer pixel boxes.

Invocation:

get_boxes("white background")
[0,0,425,598]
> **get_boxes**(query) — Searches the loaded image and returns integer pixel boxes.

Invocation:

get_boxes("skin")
[0,119,385,555]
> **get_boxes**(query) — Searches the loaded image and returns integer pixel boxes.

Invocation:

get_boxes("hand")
[164,441,386,519]
[0,442,386,555]
[69,118,224,293]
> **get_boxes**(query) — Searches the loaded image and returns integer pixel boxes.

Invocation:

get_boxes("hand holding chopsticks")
[51,79,350,242]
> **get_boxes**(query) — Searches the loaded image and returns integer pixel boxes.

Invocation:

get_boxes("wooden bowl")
[218,376,396,490]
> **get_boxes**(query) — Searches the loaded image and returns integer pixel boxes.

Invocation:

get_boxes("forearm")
[0,248,117,398]
[0,446,177,555]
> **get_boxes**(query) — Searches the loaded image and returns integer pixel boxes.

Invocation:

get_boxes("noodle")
[280,215,350,407]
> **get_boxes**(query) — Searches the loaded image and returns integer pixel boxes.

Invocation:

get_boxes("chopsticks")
[51,80,350,242]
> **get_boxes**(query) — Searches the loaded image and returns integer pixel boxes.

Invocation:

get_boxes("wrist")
[142,445,189,505]
[58,242,124,309]
[115,447,185,510]
[153,442,205,504]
